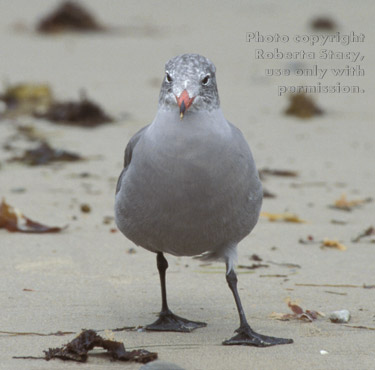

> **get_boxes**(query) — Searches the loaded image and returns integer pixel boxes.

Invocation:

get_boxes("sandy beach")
[0,1,374,369]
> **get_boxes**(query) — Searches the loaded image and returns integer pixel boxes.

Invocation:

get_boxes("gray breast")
[115,112,262,257]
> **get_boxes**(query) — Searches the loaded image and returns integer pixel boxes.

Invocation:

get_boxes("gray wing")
[115,125,149,195]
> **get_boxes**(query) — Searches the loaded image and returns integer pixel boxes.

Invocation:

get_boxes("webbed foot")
[223,324,293,347]
[146,310,207,332]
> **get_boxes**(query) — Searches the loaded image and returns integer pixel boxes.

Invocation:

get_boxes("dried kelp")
[321,238,347,251]
[0,198,65,233]
[41,330,156,363]
[285,93,323,119]
[37,1,105,34]
[1,330,74,337]
[344,325,375,331]
[9,142,82,166]
[267,261,301,269]
[330,194,373,211]
[299,236,347,251]
[238,263,269,270]
[259,168,298,180]
[352,226,375,243]
[0,83,112,126]
[324,291,347,296]
[296,283,375,289]
[260,274,288,278]
[263,188,276,198]
[250,254,262,261]
[261,212,306,223]
[36,97,113,127]
[311,17,337,31]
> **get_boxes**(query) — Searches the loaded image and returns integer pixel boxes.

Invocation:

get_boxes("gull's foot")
[223,325,293,347]
[146,310,207,332]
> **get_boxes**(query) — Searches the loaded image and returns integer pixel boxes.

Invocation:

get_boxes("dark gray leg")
[223,264,293,346]
[146,252,207,332]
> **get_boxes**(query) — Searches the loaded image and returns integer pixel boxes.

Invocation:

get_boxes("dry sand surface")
[0,1,374,369]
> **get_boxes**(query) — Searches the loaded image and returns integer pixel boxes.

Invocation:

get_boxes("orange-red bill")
[176,90,194,119]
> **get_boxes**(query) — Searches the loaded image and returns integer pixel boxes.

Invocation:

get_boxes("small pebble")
[250,254,262,261]
[329,309,350,323]
[140,361,185,370]
[80,203,91,213]
[320,350,329,355]
[103,215,114,224]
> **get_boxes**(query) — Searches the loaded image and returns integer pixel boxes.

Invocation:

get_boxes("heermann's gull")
[115,54,293,346]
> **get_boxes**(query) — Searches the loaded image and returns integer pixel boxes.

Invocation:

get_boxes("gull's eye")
[165,73,173,83]
[201,75,210,85]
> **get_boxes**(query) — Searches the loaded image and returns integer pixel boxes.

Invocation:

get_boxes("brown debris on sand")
[261,212,306,223]
[270,298,324,322]
[259,168,298,179]
[285,93,323,119]
[299,235,347,251]
[9,142,83,166]
[238,263,269,270]
[352,226,375,243]
[80,203,91,213]
[0,84,113,127]
[263,188,276,198]
[310,17,337,31]
[0,198,66,233]
[250,254,262,262]
[320,238,347,251]
[330,194,373,212]
[37,1,105,34]
[19,330,158,363]
[36,96,113,127]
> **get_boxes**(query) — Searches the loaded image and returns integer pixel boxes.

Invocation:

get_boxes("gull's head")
[158,54,220,119]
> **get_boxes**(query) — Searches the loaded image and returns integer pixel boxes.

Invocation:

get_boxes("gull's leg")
[223,263,293,346]
[146,252,206,332]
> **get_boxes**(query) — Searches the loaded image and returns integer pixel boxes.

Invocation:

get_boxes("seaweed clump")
[285,93,323,119]
[37,1,105,34]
